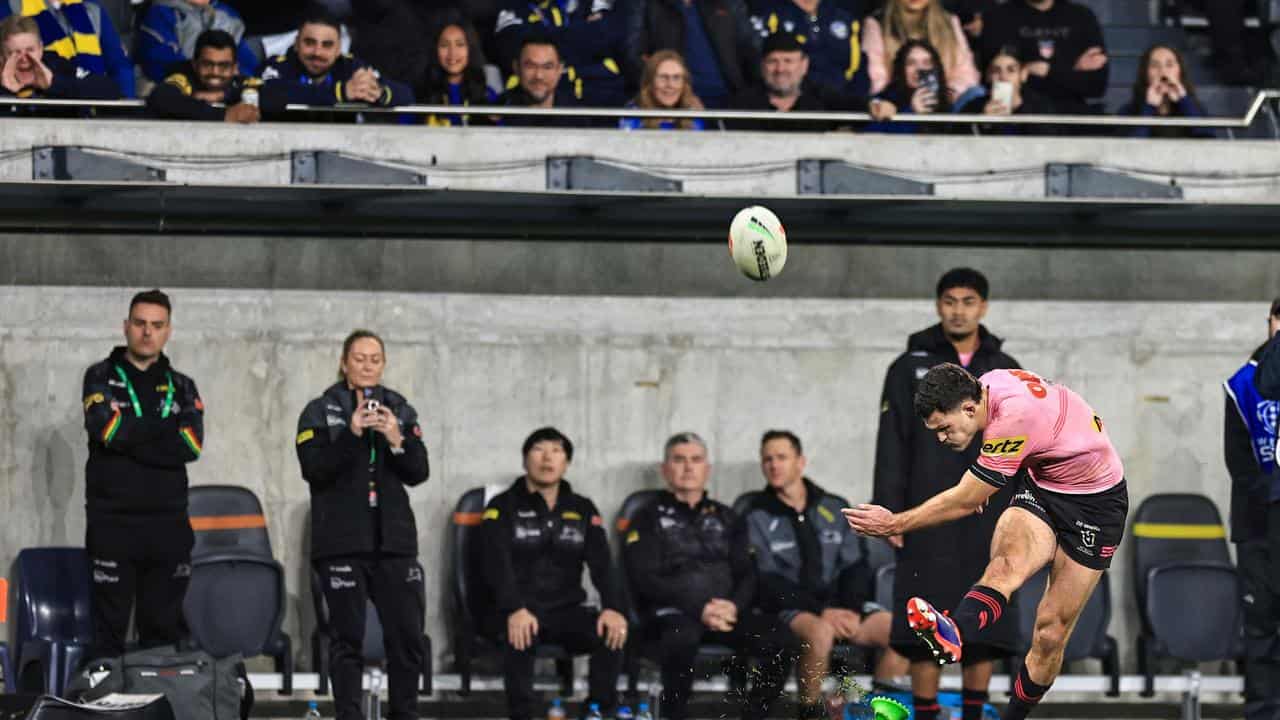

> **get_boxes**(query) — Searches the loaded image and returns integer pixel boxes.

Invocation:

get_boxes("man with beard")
[872,268,1019,720]
[148,29,284,121]
[497,32,583,126]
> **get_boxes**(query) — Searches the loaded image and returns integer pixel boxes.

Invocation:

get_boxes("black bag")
[66,647,251,720]
[23,693,175,720]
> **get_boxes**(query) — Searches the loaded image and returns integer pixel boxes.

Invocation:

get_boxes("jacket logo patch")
[626,530,639,544]
[659,516,677,529]
[515,525,542,540]
[326,414,346,427]
[981,436,1027,457]
[561,511,582,521]
[296,429,315,445]
[816,505,835,523]
[517,510,537,518]
[769,540,796,552]
[483,508,500,520]
[84,392,105,410]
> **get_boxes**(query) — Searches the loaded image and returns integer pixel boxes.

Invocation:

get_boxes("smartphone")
[916,68,940,96]
[992,80,1014,108]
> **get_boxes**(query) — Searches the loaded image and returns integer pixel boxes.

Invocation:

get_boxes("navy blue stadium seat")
[1008,568,1120,696]
[1131,493,1242,696]
[1104,26,1191,55]
[184,486,293,694]
[1077,0,1156,25]
[11,548,93,696]
[450,487,574,697]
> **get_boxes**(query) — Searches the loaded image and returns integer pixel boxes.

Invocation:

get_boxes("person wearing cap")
[480,427,627,720]
[727,31,890,131]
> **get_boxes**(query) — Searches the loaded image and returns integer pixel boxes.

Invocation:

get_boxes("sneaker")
[906,597,962,664]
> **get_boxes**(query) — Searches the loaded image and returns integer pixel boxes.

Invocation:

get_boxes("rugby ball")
[728,205,787,281]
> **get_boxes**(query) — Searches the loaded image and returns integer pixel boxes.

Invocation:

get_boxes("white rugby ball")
[728,205,787,281]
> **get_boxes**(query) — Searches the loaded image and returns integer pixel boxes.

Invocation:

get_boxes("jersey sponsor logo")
[659,516,677,529]
[830,21,849,39]
[93,569,120,584]
[84,392,105,410]
[107,379,125,388]
[406,566,423,583]
[915,366,929,380]
[483,508,500,520]
[296,429,315,445]
[1080,529,1096,548]
[515,525,542,540]
[325,414,346,427]
[329,575,357,590]
[261,66,279,81]
[769,540,796,553]
[517,509,537,518]
[819,529,844,545]
[982,436,1027,457]
[816,505,835,523]
[626,530,639,544]
[562,511,582,521]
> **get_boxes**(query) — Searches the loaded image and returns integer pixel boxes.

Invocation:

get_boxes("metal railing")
[2,90,1277,130]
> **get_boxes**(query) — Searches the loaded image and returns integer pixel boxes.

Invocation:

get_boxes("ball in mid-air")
[728,205,787,281]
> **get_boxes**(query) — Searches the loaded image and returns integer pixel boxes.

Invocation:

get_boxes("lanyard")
[114,365,174,418]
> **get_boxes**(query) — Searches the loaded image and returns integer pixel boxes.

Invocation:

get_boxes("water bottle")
[616,705,633,720]
[635,702,652,720]
[586,703,603,720]
[303,701,322,720]
[241,88,259,107]
[547,698,566,720]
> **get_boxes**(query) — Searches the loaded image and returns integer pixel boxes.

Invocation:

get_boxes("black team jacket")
[147,61,287,120]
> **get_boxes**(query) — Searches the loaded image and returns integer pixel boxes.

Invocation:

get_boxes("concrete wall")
[0,286,1261,673]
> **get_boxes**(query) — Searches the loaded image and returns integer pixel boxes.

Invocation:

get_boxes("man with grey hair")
[624,432,790,720]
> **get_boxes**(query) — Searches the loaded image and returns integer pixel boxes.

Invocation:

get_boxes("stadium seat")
[450,487,574,697]
[1007,568,1120,697]
[1104,26,1192,56]
[184,486,293,695]
[1130,493,1242,696]
[309,564,433,696]
[1077,0,1157,26]
[11,548,93,696]
[613,489,744,695]
[873,564,895,615]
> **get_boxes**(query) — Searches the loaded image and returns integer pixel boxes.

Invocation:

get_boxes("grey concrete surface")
[0,286,1262,675]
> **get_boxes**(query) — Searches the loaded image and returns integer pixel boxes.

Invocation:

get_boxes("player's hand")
[29,52,52,90]
[869,98,896,121]
[1165,78,1187,102]
[711,598,738,625]
[224,103,260,123]
[349,405,376,438]
[1,55,24,94]
[597,609,628,650]
[983,98,1010,116]
[911,87,937,114]
[1074,47,1107,72]
[888,534,904,549]
[1145,80,1164,107]
[507,608,539,650]
[1025,60,1050,78]
[820,607,862,640]
[842,504,899,537]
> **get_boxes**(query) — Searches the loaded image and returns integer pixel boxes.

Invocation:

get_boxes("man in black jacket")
[624,432,787,720]
[744,430,903,719]
[296,329,429,720]
[494,0,628,107]
[481,427,627,720]
[1231,299,1280,720]
[497,33,585,127]
[81,289,204,658]
[148,29,285,122]
[873,268,1018,720]
[979,0,1107,115]
[624,0,760,108]
[0,14,118,100]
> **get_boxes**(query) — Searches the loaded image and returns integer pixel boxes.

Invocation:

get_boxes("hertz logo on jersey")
[981,436,1027,457]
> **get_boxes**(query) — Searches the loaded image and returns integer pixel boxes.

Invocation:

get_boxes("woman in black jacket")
[296,329,429,720]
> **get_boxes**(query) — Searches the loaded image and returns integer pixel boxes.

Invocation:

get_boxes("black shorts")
[1010,478,1129,570]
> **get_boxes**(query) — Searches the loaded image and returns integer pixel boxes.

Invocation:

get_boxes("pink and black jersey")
[970,369,1124,495]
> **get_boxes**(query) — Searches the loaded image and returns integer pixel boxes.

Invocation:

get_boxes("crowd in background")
[0,0,1268,136]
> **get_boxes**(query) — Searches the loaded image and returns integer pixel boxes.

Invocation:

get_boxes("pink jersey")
[971,369,1124,495]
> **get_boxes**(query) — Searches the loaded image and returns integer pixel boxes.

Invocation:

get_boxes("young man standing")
[847,364,1128,720]
[873,269,1020,720]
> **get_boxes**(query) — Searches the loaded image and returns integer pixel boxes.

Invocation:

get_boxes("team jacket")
[147,62,285,120]
[136,0,259,82]
[623,491,754,621]
[1227,344,1279,542]
[742,479,874,615]
[481,478,621,617]
[296,382,429,559]
[494,0,627,106]
[0,53,118,100]
[82,346,204,517]
[749,0,869,99]
[259,47,413,107]
[0,0,135,97]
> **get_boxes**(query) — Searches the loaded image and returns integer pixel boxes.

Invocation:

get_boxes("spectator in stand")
[259,8,413,108]
[136,0,260,84]
[862,0,980,108]
[497,32,584,127]
[494,0,627,107]
[421,12,496,127]
[148,30,285,122]
[624,0,760,109]
[619,50,705,130]
[1181,0,1259,86]
[348,0,432,101]
[867,39,950,134]
[0,14,117,100]
[1117,44,1213,139]
[747,0,872,105]
[980,0,1107,115]
[957,45,1054,134]
[942,0,995,40]
[0,0,134,97]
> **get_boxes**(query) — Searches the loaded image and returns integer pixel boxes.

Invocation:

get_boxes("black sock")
[950,584,1008,642]
[1005,665,1052,720]
[912,695,940,720]
[961,689,989,720]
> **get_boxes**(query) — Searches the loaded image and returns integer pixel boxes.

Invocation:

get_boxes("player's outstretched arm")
[843,471,998,537]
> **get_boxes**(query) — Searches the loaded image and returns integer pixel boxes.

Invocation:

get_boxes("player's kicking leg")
[908,505,1057,664]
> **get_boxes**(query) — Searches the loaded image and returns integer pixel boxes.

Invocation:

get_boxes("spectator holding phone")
[862,0,980,106]
[957,45,1053,134]
[296,329,429,720]
[1117,43,1213,139]
[980,0,1107,115]
[867,39,950,134]
[620,50,705,130]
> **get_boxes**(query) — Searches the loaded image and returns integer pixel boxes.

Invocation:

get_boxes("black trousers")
[492,605,622,720]
[648,611,793,720]
[87,515,192,658]
[1240,502,1280,720]
[316,555,426,720]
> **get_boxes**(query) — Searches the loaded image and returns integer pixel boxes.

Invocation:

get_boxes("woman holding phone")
[296,329,430,720]
[1117,44,1214,139]
[866,40,951,134]
[957,46,1055,134]
[862,0,980,105]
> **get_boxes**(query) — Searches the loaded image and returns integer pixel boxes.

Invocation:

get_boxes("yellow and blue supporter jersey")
[748,0,870,99]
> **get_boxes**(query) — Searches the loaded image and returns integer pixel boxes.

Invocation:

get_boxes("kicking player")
[843,363,1128,720]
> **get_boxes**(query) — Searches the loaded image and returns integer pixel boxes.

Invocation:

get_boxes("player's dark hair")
[129,289,171,315]
[338,329,385,380]
[760,429,802,456]
[194,29,236,57]
[298,5,342,33]
[936,267,989,300]
[518,30,560,63]
[914,363,984,419]
[1270,297,1280,318]
[523,426,574,462]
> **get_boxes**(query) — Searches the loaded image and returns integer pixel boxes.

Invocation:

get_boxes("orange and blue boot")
[906,597,962,665]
